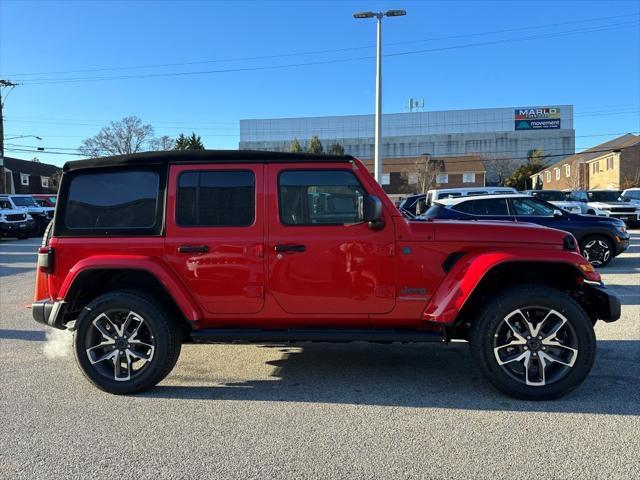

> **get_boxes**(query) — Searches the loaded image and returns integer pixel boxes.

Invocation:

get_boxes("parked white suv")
[0,195,54,236]
[522,190,582,214]
[568,190,640,224]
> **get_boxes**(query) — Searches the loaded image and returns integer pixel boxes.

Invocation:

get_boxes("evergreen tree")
[290,138,303,153]
[175,133,205,150]
[308,135,324,154]
[328,142,345,156]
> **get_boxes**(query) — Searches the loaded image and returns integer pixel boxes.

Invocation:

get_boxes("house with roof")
[1,157,62,194]
[531,133,640,191]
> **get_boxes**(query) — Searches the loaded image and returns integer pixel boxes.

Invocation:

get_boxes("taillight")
[38,246,54,274]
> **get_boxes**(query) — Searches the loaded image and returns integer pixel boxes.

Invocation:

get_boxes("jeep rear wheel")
[470,285,595,400]
[580,235,614,267]
[73,291,181,394]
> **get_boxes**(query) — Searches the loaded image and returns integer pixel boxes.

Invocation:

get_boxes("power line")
[5,13,637,78]
[14,20,639,85]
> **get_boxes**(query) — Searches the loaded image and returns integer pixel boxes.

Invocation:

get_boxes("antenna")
[405,98,425,112]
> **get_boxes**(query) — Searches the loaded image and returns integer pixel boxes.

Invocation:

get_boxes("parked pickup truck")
[32,151,620,400]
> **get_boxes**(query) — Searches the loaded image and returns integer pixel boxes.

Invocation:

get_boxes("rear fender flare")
[57,255,203,323]
[422,249,597,325]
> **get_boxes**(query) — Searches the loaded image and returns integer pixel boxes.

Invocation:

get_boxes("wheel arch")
[58,257,202,330]
[423,251,597,328]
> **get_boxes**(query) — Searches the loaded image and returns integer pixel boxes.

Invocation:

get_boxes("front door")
[266,165,396,315]
[164,164,265,315]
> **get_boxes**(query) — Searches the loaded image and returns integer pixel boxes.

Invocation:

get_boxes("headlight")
[616,223,627,234]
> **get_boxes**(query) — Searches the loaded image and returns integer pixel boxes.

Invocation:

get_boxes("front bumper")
[578,282,621,323]
[614,233,631,255]
[0,220,34,235]
[32,299,67,330]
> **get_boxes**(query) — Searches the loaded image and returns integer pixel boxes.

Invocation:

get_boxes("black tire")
[579,234,615,267]
[73,290,182,394]
[470,284,596,400]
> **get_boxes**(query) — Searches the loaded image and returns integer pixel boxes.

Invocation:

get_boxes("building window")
[555,168,560,180]
[408,173,418,185]
[592,161,599,174]
[381,173,390,185]
[462,172,475,183]
[436,173,448,184]
[607,156,614,170]
[20,173,29,186]
[565,164,571,178]
[546,171,551,183]
[41,176,50,188]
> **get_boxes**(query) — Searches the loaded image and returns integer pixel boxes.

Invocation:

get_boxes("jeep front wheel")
[470,285,596,400]
[73,290,182,394]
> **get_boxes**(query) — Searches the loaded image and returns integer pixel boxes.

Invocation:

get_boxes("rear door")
[164,164,265,315]
[266,164,396,315]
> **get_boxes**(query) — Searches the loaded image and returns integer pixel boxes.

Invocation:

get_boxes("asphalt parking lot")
[1,233,639,479]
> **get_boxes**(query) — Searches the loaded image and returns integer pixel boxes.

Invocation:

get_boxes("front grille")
[611,207,636,213]
[5,213,26,222]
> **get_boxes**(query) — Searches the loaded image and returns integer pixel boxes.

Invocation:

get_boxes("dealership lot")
[1,234,639,479]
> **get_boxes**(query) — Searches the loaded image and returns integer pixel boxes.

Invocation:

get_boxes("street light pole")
[374,15,382,184]
[353,9,406,184]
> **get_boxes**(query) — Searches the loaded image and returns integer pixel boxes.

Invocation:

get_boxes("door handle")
[178,245,209,253]
[274,244,306,253]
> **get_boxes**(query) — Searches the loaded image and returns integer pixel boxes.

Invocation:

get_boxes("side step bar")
[190,328,444,344]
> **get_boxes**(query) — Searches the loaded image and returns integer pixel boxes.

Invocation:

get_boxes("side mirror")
[415,198,428,216]
[361,195,384,230]
[553,209,563,217]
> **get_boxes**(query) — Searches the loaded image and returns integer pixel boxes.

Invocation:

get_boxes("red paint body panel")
[422,249,599,325]
[37,157,600,330]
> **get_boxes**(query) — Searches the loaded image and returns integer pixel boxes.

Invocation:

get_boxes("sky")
[1,0,639,166]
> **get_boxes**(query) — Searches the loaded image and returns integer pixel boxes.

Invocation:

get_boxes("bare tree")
[410,156,442,193]
[149,135,175,151]
[79,116,155,158]
[484,157,519,186]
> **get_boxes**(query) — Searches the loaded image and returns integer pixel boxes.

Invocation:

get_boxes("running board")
[189,328,444,344]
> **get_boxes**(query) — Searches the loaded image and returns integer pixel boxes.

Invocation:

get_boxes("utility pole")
[0,80,18,194]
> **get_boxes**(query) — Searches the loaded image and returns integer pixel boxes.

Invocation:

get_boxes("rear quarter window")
[59,168,164,236]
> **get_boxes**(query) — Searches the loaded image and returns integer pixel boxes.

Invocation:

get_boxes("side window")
[278,170,366,225]
[64,170,160,232]
[0,200,11,209]
[512,198,554,216]
[177,171,254,227]
[453,199,508,215]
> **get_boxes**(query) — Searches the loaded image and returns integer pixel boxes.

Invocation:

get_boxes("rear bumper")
[579,282,621,323]
[32,299,67,330]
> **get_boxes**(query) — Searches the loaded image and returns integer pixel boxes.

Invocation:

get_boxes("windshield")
[588,191,622,202]
[533,191,565,202]
[623,190,640,200]
[11,196,38,207]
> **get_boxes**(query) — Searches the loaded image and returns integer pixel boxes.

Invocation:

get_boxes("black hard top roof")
[63,149,355,172]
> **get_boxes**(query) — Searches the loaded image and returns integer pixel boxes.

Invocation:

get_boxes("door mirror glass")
[361,195,383,222]
[553,209,564,217]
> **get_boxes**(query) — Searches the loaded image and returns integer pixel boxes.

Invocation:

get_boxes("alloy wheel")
[493,307,578,387]
[85,309,155,382]
[582,239,611,266]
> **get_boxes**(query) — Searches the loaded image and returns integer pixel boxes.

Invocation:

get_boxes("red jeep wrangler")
[33,151,620,399]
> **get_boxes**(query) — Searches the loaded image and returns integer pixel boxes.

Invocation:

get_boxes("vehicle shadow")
[605,285,640,305]
[145,340,640,415]
[0,328,46,341]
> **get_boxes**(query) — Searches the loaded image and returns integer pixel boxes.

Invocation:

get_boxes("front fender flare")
[56,255,203,323]
[422,249,598,325]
